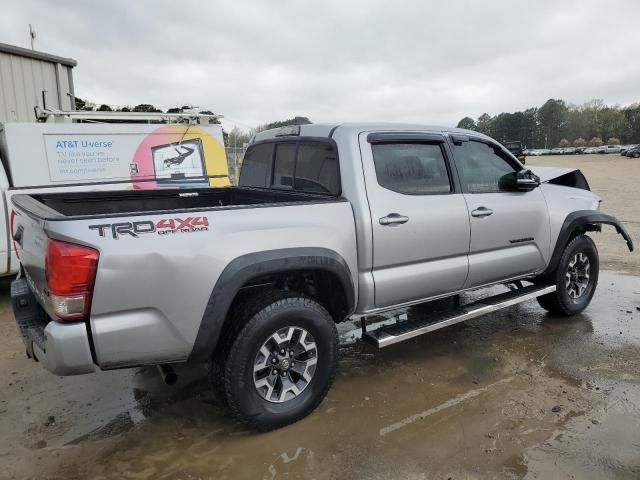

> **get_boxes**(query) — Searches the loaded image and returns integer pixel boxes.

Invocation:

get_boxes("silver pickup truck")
[10,123,633,430]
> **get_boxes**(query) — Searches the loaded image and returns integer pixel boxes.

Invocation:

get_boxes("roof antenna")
[29,24,36,50]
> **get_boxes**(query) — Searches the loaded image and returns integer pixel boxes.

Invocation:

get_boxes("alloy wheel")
[253,326,318,403]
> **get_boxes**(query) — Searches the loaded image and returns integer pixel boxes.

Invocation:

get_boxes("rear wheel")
[217,293,338,431]
[537,235,599,316]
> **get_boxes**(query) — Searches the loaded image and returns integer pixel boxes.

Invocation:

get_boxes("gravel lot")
[528,153,640,274]
[0,154,638,479]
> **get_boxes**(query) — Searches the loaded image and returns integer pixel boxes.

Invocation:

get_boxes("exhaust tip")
[157,364,178,386]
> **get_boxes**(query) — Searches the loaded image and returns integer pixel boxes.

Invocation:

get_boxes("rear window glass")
[239,144,273,188]
[272,144,296,189]
[239,140,340,194]
[295,143,340,194]
[372,143,451,194]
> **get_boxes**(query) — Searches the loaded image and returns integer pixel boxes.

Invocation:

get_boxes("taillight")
[45,239,99,321]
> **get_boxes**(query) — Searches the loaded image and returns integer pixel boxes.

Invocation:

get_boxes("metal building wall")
[0,44,76,123]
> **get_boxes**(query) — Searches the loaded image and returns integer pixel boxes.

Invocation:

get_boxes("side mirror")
[515,169,540,191]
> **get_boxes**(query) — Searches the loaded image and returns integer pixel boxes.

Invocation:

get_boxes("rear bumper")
[11,278,96,376]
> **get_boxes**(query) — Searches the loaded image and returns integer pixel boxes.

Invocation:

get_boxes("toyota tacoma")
[10,123,633,430]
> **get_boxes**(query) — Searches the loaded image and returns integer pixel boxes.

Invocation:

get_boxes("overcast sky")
[2,0,640,131]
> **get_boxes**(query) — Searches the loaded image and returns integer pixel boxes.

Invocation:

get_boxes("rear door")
[449,135,550,288]
[359,132,470,308]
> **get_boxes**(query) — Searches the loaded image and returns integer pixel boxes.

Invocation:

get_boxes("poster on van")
[35,124,230,189]
[151,138,207,186]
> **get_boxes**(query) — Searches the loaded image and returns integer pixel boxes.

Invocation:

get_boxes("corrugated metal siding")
[0,51,73,123]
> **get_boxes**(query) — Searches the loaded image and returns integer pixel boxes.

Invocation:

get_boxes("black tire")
[632,152,640,159]
[220,293,338,431]
[537,235,599,316]
[208,290,286,407]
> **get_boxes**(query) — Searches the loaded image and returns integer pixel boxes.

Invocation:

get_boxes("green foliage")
[457,117,476,130]
[607,137,620,145]
[538,99,568,148]
[132,104,162,113]
[589,137,603,147]
[71,98,223,125]
[476,113,494,136]
[226,126,252,147]
[457,99,640,148]
[573,137,587,147]
[559,138,570,147]
[257,117,312,132]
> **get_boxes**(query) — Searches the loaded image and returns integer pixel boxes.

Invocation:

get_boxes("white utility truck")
[0,108,229,276]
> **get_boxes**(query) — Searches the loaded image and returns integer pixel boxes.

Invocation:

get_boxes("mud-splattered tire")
[537,235,599,316]
[220,293,338,431]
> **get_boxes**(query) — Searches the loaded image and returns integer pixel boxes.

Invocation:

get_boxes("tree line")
[457,99,640,148]
[73,98,310,149]
[74,97,221,123]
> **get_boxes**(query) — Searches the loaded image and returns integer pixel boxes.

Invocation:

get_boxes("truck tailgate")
[12,207,50,310]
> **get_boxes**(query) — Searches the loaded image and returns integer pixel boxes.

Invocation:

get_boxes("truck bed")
[12,186,342,220]
[11,181,357,371]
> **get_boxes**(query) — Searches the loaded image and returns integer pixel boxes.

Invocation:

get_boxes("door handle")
[471,207,494,218]
[379,213,409,226]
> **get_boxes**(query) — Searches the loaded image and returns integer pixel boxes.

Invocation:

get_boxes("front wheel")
[537,235,599,316]
[220,294,338,431]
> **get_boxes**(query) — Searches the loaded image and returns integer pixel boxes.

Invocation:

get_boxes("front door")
[360,132,471,308]
[450,136,550,288]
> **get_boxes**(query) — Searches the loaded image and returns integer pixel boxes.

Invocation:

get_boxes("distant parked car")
[627,146,640,158]
[584,147,597,154]
[562,147,576,155]
[599,145,622,154]
[575,147,586,154]
[550,148,563,155]
[621,144,638,156]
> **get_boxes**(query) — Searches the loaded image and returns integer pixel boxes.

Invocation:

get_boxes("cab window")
[454,140,517,193]
[371,142,452,195]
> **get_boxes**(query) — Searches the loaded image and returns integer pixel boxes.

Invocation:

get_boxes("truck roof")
[252,123,492,143]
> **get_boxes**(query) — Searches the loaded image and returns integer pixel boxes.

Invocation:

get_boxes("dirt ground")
[528,153,640,275]
[0,154,638,479]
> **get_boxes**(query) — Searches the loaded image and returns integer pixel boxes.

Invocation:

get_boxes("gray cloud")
[2,0,639,129]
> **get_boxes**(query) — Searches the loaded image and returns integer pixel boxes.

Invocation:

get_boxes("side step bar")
[363,284,556,348]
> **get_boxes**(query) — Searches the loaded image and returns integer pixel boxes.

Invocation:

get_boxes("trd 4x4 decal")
[89,217,209,239]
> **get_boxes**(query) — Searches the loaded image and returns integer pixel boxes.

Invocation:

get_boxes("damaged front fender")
[544,210,634,275]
